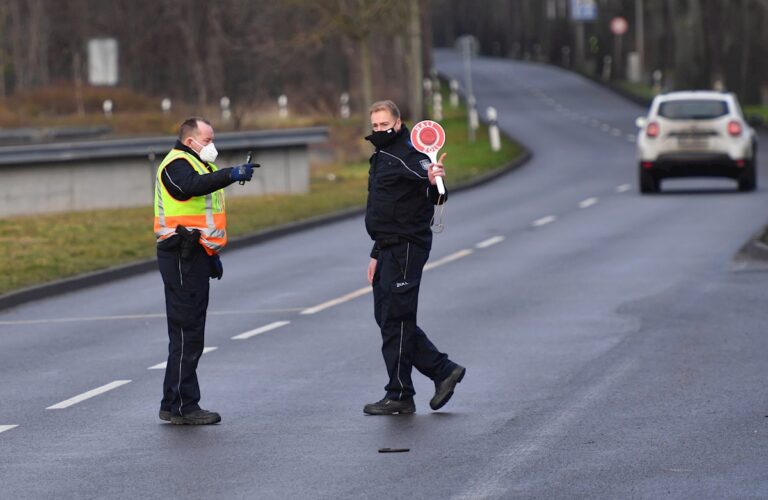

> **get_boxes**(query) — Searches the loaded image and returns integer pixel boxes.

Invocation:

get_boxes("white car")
[635,91,757,193]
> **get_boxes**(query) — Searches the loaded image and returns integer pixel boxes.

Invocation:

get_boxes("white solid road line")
[0,308,305,326]
[532,215,557,227]
[578,197,598,209]
[476,235,505,249]
[301,287,372,315]
[47,380,132,410]
[616,184,631,193]
[0,425,18,434]
[232,321,290,340]
[147,347,218,370]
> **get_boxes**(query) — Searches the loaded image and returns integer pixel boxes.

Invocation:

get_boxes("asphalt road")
[1,50,767,499]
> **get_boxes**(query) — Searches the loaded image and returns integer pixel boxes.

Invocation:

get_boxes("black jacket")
[157,141,235,250]
[160,140,235,201]
[365,125,447,258]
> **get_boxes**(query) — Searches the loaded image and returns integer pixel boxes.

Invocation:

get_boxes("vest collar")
[174,140,206,164]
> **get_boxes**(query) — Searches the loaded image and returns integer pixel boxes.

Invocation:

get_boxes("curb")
[732,227,768,272]
[0,147,532,312]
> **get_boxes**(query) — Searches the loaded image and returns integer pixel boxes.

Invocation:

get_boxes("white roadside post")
[468,95,479,143]
[278,94,288,119]
[423,78,433,102]
[652,70,663,95]
[220,96,231,123]
[161,97,171,115]
[432,93,443,121]
[602,55,612,81]
[340,92,350,119]
[102,99,113,118]
[449,79,460,108]
[431,72,441,97]
[487,107,501,152]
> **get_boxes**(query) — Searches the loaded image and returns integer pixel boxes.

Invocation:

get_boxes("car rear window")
[657,99,729,120]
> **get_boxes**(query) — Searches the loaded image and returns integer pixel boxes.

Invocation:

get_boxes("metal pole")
[462,37,477,142]
[462,38,474,102]
[575,22,585,70]
[635,0,645,80]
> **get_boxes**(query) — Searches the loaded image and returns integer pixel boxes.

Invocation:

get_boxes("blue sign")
[570,0,597,21]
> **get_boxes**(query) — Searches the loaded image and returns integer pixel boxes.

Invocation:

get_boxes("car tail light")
[728,120,742,136]
[646,121,660,138]
[641,162,654,169]
[736,160,745,168]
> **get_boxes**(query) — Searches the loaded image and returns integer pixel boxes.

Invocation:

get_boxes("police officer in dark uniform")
[363,100,465,415]
[154,117,257,425]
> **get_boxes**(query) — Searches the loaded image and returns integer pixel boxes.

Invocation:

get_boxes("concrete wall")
[0,128,325,217]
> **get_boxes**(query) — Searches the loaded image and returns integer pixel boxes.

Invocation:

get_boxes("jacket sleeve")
[370,242,380,259]
[427,184,448,205]
[161,159,235,200]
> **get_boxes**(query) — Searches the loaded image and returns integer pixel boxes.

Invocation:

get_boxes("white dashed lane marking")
[532,216,557,227]
[476,236,505,249]
[301,287,371,315]
[147,347,218,370]
[424,249,474,271]
[578,197,598,209]
[616,184,631,193]
[46,380,132,410]
[0,425,18,435]
[232,321,290,340]
[301,249,475,315]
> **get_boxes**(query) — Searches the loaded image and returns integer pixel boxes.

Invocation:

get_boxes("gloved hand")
[209,254,223,280]
[230,163,258,183]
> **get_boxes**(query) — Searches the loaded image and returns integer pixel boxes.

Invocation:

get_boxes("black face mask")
[365,127,398,149]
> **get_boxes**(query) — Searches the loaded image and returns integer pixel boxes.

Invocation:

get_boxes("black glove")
[209,254,223,280]
[230,163,258,183]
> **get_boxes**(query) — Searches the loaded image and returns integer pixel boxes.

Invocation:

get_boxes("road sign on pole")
[610,16,628,35]
[570,0,597,21]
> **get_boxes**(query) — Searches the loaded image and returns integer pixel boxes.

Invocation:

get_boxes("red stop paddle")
[411,120,446,195]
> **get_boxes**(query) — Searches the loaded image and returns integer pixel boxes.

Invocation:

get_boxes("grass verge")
[0,104,522,295]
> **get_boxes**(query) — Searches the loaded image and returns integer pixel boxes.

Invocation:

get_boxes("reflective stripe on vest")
[153,149,227,255]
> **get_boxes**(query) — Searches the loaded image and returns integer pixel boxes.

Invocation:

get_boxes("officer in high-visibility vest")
[154,117,256,425]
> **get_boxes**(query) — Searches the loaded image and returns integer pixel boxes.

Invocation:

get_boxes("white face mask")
[193,139,218,163]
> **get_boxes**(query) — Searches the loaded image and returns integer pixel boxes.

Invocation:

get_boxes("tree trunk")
[360,34,373,132]
[407,0,424,122]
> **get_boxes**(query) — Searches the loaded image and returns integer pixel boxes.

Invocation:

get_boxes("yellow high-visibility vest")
[153,149,227,255]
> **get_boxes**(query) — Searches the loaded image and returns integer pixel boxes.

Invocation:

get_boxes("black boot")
[170,409,222,425]
[159,410,171,422]
[363,397,416,415]
[430,365,466,410]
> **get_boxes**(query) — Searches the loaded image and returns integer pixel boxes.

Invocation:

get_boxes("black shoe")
[430,365,466,410]
[170,409,222,425]
[159,410,171,422]
[363,397,416,415]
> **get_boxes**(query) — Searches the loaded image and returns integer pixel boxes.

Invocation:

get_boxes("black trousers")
[372,240,454,400]
[157,245,211,416]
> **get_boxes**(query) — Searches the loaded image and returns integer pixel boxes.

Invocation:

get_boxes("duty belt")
[376,236,402,249]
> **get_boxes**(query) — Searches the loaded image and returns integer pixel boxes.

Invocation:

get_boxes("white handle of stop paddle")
[434,171,445,195]
[429,153,445,195]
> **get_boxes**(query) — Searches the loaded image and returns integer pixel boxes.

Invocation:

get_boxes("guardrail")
[0,127,328,217]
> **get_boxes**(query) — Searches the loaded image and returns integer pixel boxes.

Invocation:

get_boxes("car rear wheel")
[639,168,659,194]
[738,159,756,192]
